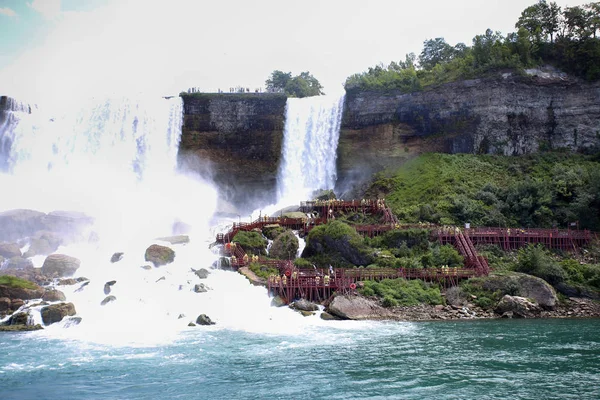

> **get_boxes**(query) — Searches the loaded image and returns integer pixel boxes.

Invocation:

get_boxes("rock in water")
[41,302,76,325]
[41,254,81,278]
[144,244,175,267]
[42,289,66,302]
[194,268,211,279]
[103,280,117,295]
[100,295,117,306]
[110,252,124,263]
[196,314,215,325]
[0,242,22,258]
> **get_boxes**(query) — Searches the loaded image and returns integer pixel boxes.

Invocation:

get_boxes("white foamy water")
[276,94,344,206]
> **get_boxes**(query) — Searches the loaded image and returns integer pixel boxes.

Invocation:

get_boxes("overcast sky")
[0,0,590,106]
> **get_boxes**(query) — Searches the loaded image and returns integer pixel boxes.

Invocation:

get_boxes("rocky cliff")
[334,72,600,196]
[179,93,287,213]
[179,74,600,208]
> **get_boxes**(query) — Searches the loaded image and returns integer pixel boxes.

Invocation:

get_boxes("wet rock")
[110,253,124,263]
[23,232,62,258]
[194,283,210,293]
[194,268,210,279]
[196,314,215,325]
[100,295,117,306]
[0,297,11,313]
[0,282,44,301]
[290,299,319,312]
[75,281,90,292]
[63,316,82,327]
[0,324,43,331]
[187,322,196,327]
[41,302,76,325]
[270,296,286,307]
[0,243,22,258]
[8,311,30,325]
[42,289,66,302]
[0,209,45,242]
[156,235,189,245]
[10,298,24,310]
[57,278,78,286]
[144,244,175,267]
[140,265,152,270]
[41,254,81,278]
[103,280,117,295]
[320,311,341,320]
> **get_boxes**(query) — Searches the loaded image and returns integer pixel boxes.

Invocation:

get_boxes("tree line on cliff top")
[344,1,600,93]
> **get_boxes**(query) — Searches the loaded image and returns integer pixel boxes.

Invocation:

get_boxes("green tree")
[265,70,292,93]
[419,38,456,70]
[265,70,324,98]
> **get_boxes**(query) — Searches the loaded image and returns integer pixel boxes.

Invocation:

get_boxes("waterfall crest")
[276,94,344,205]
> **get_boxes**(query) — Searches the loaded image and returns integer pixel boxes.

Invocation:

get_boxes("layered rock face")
[180,74,600,206]
[179,93,287,213]
[336,73,600,196]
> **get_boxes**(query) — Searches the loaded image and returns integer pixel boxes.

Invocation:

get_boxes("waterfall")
[276,94,344,205]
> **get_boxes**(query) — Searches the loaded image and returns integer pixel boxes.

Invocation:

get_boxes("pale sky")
[0,0,590,107]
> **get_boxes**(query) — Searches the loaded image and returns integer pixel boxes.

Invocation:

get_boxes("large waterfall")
[276,94,345,205]
[0,94,318,345]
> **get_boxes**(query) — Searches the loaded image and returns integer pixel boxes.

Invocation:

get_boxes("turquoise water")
[1,318,599,399]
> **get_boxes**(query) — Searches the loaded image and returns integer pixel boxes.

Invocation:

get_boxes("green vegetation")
[0,275,38,290]
[344,1,600,93]
[233,231,268,255]
[359,278,444,306]
[248,262,279,279]
[366,152,600,231]
[265,70,324,97]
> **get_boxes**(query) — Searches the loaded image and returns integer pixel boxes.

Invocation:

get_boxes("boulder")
[195,314,215,325]
[41,211,94,240]
[57,278,78,286]
[104,280,117,295]
[327,294,392,320]
[144,244,175,267]
[100,295,116,306]
[23,232,62,258]
[41,254,81,278]
[8,311,31,325]
[110,253,124,263]
[482,272,558,310]
[0,297,10,314]
[0,283,44,300]
[494,295,541,318]
[41,302,76,325]
[194,268,211,279]
[290,299,319,312]
[270,295,286,307]
[320,311,341,320]
[269,230,299,260]
[194,283,209,293]
[156,235,190,245]
[0,243,22,258]
[10,298,24,310]
[42,289,66,302]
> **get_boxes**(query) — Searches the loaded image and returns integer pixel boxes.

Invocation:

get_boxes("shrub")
[515,244,566,285]
[360,278,443,306]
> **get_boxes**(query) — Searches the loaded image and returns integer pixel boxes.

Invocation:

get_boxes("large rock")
[327,294,393,320]
[290,299,319,312]
[269,230,299,260]
[0,243,22,258]
[481,272,558,310]
[194,268,211,279]
[41,302,76,325]
[4,256,34,270]
[40,211,94,240]
[41,254,81,278]
[495,295,541,318]
[42,289,66,302]
[144,244,175,267]
[195,314,215,325]
[23,232,62,258]
[0,283,44,300]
